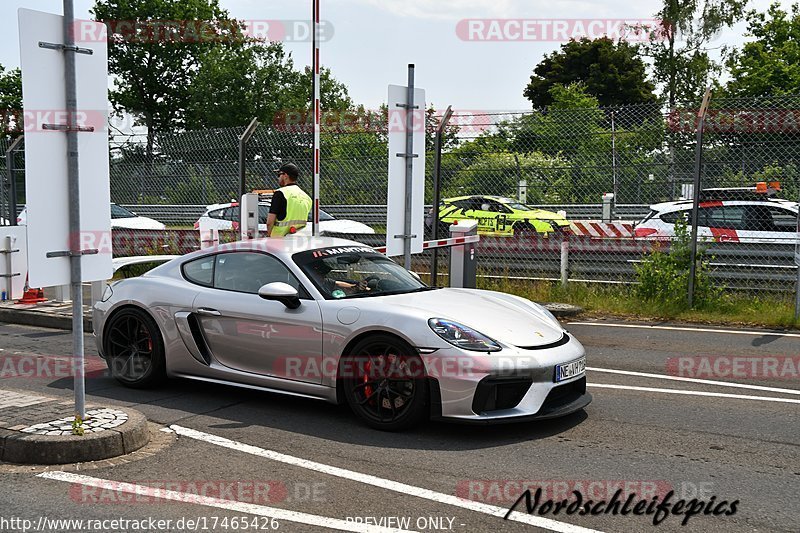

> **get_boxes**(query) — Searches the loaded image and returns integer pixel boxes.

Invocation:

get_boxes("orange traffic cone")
[15,276,46,304]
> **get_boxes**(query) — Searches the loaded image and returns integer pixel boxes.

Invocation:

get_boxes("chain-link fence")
[3,94,799,294]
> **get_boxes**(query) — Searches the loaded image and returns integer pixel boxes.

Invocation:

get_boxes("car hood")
[513,209,567,222]
[381,288,564,347]
[112,217,166,230]
[319,219,375,235]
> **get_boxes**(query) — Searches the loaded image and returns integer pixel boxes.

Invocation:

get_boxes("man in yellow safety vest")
[267,163,313,237]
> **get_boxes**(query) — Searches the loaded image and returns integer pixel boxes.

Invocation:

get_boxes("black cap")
[275,163,299,180]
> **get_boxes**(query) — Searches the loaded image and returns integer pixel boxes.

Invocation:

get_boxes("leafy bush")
[635,218,722,309]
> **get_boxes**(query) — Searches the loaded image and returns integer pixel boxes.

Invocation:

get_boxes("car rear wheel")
[515,222,537,235]
[104,307,166,388]
[341,335,428,431]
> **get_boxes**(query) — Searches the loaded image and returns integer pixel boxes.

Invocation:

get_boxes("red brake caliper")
[363,359,373,402]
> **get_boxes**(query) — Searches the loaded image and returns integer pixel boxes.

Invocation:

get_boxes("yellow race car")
[428,195,570,237]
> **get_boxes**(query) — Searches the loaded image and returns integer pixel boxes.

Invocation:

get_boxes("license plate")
[555,356,586,382]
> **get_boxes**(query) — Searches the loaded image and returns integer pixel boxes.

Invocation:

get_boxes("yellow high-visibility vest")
[271,184,312,237]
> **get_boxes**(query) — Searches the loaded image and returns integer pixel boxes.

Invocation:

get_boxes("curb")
[0,307,91,333]
[0,407,149,465]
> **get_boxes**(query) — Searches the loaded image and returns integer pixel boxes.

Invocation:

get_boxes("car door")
[736,204,798,244]
[702,205,744,242]
[192,252,323,384]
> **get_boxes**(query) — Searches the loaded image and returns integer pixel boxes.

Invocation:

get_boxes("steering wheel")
[362,275,382,290]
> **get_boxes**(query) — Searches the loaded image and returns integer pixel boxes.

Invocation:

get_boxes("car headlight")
[428,318,501,352]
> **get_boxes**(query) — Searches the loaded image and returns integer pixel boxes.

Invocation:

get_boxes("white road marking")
[38,471,413,533]
[170,425,602,533]
[568,322,800,338]
[589,383,800,404]
[588,367,800,396]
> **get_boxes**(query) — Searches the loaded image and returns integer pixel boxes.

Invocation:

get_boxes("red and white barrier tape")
[374,234,480,254]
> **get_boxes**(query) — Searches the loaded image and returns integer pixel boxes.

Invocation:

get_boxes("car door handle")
[196,307,221,316]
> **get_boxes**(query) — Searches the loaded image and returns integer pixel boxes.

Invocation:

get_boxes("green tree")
[723,2,800,97]
[185,42,353,130]
[639,0,748,108]
[0,65,22,138]
[91,0,237,156]
[524,37,657,108]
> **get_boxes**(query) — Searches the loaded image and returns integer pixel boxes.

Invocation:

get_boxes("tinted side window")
[224,206,241,222]
[207,209,226,220]
[767,207,798,232]
[488,201,512,213]
[214,253,302,294]
[660,210,688,225]
[703,206,745,230]
[183,256,215,287]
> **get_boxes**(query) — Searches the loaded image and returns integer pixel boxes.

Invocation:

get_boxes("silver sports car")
[94,237,591,430]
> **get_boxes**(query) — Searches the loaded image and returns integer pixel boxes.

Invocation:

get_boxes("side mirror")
[258,282,301,309]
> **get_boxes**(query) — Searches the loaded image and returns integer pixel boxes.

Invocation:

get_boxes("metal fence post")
[238,118,259,200]
[688,87,712,309]
[63,0,86,420]
[795,187,800,321]
[5,136,24,225]
[611,110,617,216]
[431,105,453,286]
[402,64,416,270]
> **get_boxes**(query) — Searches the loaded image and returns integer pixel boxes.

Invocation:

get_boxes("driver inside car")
[308,261,371,297]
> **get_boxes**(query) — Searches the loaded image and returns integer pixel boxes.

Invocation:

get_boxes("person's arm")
[267,191,287,237]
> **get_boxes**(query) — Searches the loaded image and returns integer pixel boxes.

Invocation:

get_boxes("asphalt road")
[0,320,797,533]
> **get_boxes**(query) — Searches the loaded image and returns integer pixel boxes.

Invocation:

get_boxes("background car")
[195,201,375,236]
[93,237,590,430]
[17,203,166,230]
[427,195,570,237]
[634,183,798,244]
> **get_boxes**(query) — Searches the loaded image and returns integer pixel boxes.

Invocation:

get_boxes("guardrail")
[109,229,797,292]
[119,203,654,226]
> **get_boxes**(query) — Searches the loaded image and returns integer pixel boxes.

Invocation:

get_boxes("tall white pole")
[312,0,321,236]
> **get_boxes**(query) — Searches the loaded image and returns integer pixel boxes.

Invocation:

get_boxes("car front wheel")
[341,335,429,431]
[104,307,166,388]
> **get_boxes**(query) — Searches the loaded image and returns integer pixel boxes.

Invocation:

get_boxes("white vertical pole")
[311,0,321,236]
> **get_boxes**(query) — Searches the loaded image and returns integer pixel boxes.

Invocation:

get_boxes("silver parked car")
[94,237,590,430]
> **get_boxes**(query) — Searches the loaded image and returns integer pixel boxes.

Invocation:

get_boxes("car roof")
[650,198,798,211]
[179,236,372,262]
[444,195,517,203]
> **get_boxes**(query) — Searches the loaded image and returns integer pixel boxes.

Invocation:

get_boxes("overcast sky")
[1,0,790,112]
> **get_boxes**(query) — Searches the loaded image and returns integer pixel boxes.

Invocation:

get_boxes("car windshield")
[111,204,136,219]
[294,246,431,299]
[503,201,532,211]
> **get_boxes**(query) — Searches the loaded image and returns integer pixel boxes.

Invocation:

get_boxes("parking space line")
[588,367,800,396]
[568,322,800,338]
[169,425,603,533]
[589,383,800,403]
[38,471,413,533]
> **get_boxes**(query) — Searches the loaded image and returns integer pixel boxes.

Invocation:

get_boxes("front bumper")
[422,336,590,423]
